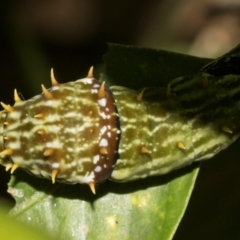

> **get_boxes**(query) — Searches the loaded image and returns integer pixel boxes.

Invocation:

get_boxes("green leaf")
[9,165,199,240]
[8,44,208,240]
[0,202,53,240]
[101,43,212,88]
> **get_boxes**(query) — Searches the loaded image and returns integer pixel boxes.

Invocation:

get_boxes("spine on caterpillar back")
[110,72,240,182]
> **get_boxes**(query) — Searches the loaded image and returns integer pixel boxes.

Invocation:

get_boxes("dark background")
[0,1,240,239]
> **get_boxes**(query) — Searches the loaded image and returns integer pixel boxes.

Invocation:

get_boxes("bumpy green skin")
[110,73,240,181]
[0,59,240,186]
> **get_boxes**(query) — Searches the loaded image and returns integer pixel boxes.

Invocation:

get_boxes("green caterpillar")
[0,55,239,194]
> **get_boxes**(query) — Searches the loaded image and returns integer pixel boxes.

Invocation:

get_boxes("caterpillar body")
[0,59,240,194]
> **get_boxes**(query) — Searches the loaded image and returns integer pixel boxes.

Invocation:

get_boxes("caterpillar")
[0,60,240,194]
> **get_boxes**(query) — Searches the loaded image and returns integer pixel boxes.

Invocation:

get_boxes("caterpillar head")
[0,67,120,194]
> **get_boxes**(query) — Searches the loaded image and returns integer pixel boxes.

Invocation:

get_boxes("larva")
[0,63,239,194]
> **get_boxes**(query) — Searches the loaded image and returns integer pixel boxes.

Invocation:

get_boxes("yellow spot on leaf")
[106,216,117,228]
[131,194,150,208]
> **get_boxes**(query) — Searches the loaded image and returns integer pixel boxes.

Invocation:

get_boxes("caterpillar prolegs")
[0,64,240,194]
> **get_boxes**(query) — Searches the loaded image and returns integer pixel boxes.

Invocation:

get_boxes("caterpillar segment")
[0,63,240,194]
[0,67,120,194]
[109,73,240,180]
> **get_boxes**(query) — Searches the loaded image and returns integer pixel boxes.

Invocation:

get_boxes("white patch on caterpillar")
[45,100,53,106]
[80,78,93,84]
[29,147,34,153]
[91,89,98,94]
[67,147,74,152]
[99,138,108,147]
[100,112,107,119]
[93,155,100,164]
[118,148,123,154]
[48,125,61,133]
[46,142,53,148]
[70,160,77,167]
[98,98,107,107]
[8,142,21,149]
[80,172,95,183]
[52,162,60,168]
[64,112,76,118]
[107,132,111,138]
[100,126,107,135]
[83,143,89,148]
[94,166,102,172]
[52,85,60,90]
[93,84,100,88]
[9,111,21,119]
